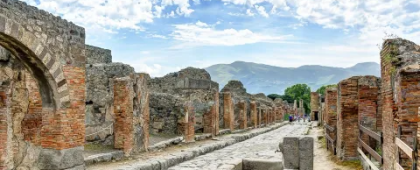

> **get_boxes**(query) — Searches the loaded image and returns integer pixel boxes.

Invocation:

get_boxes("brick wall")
[358,76,380,131]
[337,76,360,160]
[22,73,42,146]
[325,87,337,155]
[380,39,420,169]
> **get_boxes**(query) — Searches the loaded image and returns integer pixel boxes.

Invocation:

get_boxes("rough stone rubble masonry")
[380,38,420,170]
[147,67,219,136]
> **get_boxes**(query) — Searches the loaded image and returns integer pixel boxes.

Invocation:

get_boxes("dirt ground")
[310,125,363,170]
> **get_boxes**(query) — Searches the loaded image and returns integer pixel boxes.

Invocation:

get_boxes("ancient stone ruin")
[4,0,420,170]
[147,67,219,141]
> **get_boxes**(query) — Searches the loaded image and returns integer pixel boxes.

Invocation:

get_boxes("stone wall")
[85,45,135,145]
[86,45,112,64]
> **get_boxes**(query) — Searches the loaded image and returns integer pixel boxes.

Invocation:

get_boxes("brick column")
[258,107,262,127]
[358,76,380,148]
[250,101,257,128]
[214,92,220,135]
[325,87,338,155]
[113,77,134,155]
[223,93,234,131]
[238,101,247,129]
[203,103,216,135]
[337,76,360,160]
[182,103,195,142]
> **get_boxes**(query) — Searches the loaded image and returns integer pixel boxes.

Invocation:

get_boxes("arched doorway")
[0,2,86,169]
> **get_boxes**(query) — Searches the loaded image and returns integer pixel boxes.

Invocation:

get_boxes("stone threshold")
[86,121,289,170]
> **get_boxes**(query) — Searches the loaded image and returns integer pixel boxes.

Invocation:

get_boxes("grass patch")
[318,136,327,149]
[328,154,363,170]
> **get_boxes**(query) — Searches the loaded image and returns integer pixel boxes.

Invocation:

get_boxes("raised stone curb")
[148,137,183,152]
[94,122,288,170]
[85,151,124,165]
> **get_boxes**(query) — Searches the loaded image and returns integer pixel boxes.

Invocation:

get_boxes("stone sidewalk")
[169,122,310,170]
[87,122,293,170]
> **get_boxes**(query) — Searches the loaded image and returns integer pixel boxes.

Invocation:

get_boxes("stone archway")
[0,1,86,169]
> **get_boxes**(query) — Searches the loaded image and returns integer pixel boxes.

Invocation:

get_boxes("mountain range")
[205,61,380,95]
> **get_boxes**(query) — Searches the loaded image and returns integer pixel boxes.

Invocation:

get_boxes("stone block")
[242,158,283,170]
[280,137,299,169]
[299,137,314,170]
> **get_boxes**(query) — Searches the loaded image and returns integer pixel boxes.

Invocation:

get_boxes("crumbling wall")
[337,76,360,160]
[85,45,135,145]
[148,67,219,136]
[380,38,420,170]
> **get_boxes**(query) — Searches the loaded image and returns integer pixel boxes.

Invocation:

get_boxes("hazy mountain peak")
[206,61,380,95]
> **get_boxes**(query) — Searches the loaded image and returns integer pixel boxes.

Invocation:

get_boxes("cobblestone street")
[169,122,310,170]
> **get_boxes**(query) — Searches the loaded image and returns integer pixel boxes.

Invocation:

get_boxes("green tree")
[316,84,337,96]
[267,94,282,100]
[284,84,311,114]
[267,94,294,103]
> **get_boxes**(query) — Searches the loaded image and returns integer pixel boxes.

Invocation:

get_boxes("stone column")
[223,93,234,131]
[250,101,258,128]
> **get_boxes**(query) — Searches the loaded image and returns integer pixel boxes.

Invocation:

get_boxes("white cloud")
[246,9,255,16]
[150,34,168,39]
[221,0,420,47]
[22,0,194,34]
[255,5,269,18]
[170,21,292,47]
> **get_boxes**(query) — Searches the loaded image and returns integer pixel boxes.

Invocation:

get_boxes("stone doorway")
[314,111,319,121]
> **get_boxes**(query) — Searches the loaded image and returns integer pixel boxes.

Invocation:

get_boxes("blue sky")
[23,0,420,77]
